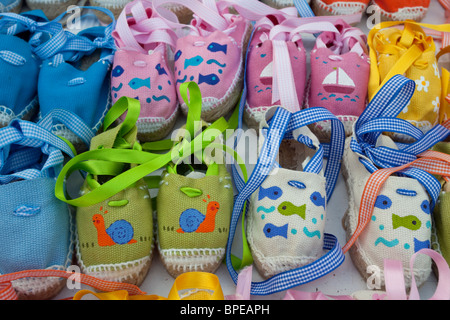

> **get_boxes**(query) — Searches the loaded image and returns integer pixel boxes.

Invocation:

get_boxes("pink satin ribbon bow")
[226,248,450,300]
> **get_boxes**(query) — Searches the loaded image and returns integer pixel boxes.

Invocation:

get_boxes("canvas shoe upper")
[111,0,179,142]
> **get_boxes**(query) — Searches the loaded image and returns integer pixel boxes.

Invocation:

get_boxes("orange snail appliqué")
[92,206,137,246]
[177,195,221,234]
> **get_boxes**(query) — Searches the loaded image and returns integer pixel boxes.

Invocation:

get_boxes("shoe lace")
[0,50,26,65]
[48,6,116,67]
[314,19,368,58]
[0,120,75,184]
[342,75,450,253]
[113,0,180,53]
[0,12,68,61]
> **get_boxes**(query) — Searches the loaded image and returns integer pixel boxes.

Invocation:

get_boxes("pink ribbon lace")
[225,248,450,300]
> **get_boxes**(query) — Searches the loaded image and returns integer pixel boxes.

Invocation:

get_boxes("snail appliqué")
[92,206,137,246]
[177,195,221,233]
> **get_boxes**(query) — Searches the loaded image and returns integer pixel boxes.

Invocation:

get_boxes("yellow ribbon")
[437,45,450,124]
[368,20,450,100]
[72,272,225,300]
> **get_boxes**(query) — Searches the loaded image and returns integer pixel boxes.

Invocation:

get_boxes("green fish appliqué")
[392,214,422,231]
[277,201,306,219]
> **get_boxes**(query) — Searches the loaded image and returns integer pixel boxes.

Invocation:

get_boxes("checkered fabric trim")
[249,234,343,295]
[0,13,67,61]
[0,269,146,300]
[38,109,96,148]
[50,5,116,66]
[51,23,116,67]
[349,75,450,210]
[0,50,26,65]
[286,107,345,200]
[231,25,255,193]
[0,283,17,300]
[294,0,315,18]
[0,120,75,184]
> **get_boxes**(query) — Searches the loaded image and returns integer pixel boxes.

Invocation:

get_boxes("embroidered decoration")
[263,223,288,239]
[184,55,204,69]
[92,206,137,247]
[322,67,356,95]
[176,195,220,233]
[256,206,275,214]
[287,180,306,190]
[13,205,40,217]
[198,73,220,86]
[155,63,167,75]
[303,226,321,239]
[128,77,151,90]
[421,200,431,214]
[413,238,430,252]
[277,201,306,219]
[258,185,283,201]
[370,192,431,252]
[112,65,124,77]
[207,42,227,54]
[310,191,326,209]
[415,76,430,92]
[374,195,392,210]
[392,214,422,231]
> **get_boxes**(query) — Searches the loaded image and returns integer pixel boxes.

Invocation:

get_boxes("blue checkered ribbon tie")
[294,0,315,18]
[0,120,75,184]
[350,74,450,212]
[0,12,67,61]
[51,8,116,67]
[38,108,96,148]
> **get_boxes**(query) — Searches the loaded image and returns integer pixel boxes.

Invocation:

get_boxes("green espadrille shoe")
[56,96,159,286]
[156,161,234,278]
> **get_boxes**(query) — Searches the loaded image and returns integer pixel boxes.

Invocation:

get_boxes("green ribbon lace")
[54,81,252,270]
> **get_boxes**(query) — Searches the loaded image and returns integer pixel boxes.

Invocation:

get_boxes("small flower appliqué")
[415,76,429,93]
[432,97,440,114]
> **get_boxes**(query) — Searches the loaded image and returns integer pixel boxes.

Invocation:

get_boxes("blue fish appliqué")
[174,50,182,61]
[310,191,325,209]
[207,42,227,54]
[112,65,124,77]
[198,73,220,86]
[414,238,430,252]
[184,55,204,69]
[263,223,288,239]
[155,63,168,76]
[129,77,151,90]
[258,186,283,201]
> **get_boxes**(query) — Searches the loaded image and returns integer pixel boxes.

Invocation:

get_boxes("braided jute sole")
[25,0,86,20]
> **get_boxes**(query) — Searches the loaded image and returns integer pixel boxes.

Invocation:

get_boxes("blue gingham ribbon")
[51,6,116,66]
[38,108,97,148]
[0,12,67,61]
[283,107,345,200]
[350,74,450,211]
[294,0,315,18]
[0,120,75,184]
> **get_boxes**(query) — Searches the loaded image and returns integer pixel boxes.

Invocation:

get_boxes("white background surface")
[54,0,447,300]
